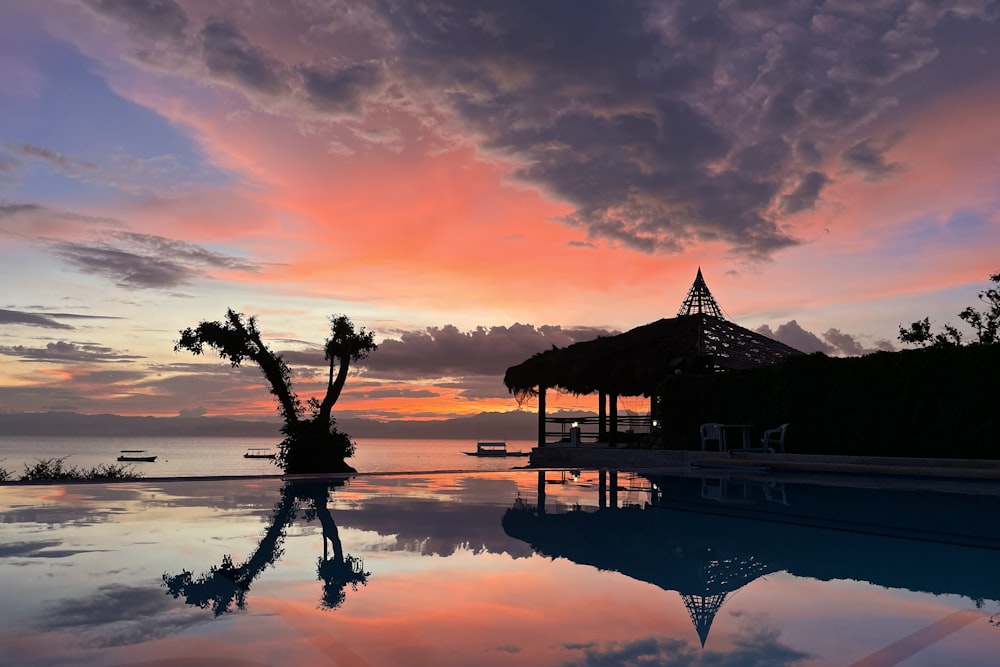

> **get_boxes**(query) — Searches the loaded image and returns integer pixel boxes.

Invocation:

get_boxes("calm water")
[0,436,537,477]
[2,469,999,666]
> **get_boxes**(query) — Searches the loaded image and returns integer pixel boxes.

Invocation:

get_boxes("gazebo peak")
[682,593,728,647]
[678,267,724,318]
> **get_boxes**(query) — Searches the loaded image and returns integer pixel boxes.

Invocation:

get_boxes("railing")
[543,415,656,445]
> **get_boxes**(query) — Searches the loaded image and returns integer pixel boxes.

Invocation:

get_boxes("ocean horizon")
[0,435,538,478]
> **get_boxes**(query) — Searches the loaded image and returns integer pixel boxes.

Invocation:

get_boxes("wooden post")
[598,390,607,441]
[609,391,618,447]
[537,385,547,448]
[609,470,618,509]
[598,469,607,509]
[537,470,546,514]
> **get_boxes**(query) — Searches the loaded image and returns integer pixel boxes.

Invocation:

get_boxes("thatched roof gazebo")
[503,269,802,446]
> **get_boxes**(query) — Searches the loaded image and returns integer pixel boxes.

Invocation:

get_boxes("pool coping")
[527,447,1000,482]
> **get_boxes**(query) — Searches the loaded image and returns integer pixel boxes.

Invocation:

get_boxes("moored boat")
[117,450,157,462]
[463,441,529,457]
[244,448,277,459]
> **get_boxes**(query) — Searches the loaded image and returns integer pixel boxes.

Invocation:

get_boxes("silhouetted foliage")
[162,480,368,615]
[175,310,377,473]
[898,271,1000,347]
[657,344,999,458]
[14,457,140,481]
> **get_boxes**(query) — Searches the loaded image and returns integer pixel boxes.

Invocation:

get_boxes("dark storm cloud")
[0,340,143,363]
[199,18,289,98]
[795,139,823,166]
[299,61,384,115]
[733,138,792,178]
[50,232,258,289]
[82,0,189,41]
[373,0,996,258]
[781,171,829,214]
[366,1,796,254]
[0,308,74,329]
[841,138,903,181]
[75,1,998,259]
[758,321,895,356]
[361,323,615,379]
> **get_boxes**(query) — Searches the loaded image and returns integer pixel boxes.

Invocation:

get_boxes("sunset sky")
[2,1,999,422]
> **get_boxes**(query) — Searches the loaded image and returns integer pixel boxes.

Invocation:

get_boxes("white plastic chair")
[699,423,726,451]
[760,423,789,453]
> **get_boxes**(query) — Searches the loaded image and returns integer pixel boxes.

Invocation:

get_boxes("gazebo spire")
[678,267,724,318]
[681,593,728,647]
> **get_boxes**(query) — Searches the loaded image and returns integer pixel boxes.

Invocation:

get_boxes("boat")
[464,441,529,457]
[244,448,277,459]
[117,450,157,462]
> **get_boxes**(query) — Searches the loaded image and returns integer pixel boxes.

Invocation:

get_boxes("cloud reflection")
[34,583,203,648]
[560,614,811,667]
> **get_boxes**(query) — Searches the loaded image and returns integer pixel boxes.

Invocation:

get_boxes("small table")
[720,424,754,450]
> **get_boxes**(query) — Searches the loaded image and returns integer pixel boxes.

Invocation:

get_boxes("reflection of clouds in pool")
[341,495,534,558]
[558,614,812,666]
[33,583,204,648]
[0,471,998,666]
[0,540,84,559]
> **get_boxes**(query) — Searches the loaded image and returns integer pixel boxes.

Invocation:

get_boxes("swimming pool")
[2,469,999,666]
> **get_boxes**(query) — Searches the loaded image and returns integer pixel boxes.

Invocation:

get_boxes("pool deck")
[527,445,1000,482]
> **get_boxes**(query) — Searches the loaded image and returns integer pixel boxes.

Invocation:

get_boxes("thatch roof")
[503,313,802,397]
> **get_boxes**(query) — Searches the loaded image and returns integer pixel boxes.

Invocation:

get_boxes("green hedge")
[656,345,1000,458]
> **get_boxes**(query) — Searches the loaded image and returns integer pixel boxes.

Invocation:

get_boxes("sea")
[0,436,539,479]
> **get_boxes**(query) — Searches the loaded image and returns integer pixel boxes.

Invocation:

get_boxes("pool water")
[2,469,999,666]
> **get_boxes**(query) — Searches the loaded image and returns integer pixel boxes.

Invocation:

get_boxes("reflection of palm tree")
[162,479,367,615]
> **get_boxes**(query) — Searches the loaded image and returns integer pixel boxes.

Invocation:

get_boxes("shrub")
[18,457,141,481]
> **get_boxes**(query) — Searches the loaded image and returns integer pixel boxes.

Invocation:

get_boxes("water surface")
[0,436,536,477]
[1,470,999,666]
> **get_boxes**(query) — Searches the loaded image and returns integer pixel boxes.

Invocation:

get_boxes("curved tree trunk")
[247,332,301,428]
[317,356,350,428]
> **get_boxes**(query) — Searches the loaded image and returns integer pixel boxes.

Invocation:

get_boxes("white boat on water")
[117,450,157,462]
[463,441,529,457]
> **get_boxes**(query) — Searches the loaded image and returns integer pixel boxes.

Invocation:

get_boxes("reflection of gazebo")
[684,552,774,646]
[501,503,781,647]
[502,474,1000,648]
[503,269,802,446]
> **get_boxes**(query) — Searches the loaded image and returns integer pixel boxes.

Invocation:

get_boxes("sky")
[1,0,999,423]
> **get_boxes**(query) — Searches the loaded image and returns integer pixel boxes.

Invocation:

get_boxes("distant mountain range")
[0,410,595,440]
